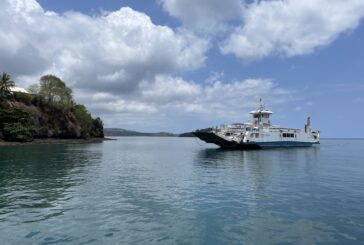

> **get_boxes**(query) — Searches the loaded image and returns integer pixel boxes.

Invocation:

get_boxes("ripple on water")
[0,139,364,244]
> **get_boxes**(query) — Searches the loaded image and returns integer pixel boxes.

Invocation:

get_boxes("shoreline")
[0,138,115,146]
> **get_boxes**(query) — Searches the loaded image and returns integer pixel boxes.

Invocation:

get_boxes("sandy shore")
[0,138,115,146]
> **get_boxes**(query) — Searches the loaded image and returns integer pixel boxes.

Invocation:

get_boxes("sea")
[0,137,363,245]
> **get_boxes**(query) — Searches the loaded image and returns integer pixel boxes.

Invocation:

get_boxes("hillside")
[0,73,104,142]
[104,128,177,137]
[104,128,197,137]
[0,95,104,142]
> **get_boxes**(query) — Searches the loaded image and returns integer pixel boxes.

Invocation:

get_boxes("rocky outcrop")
[0,94,104,142]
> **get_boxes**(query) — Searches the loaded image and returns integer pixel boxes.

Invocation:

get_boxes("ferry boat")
[194,100,320,149]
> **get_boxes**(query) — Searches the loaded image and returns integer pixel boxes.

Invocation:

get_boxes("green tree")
[91,117,104,138]
[0,108,36,142]
[27,84,40,94]
[39,75,74,108]
[73,104,93,138]
[3,122,36,142]
[0,72,15,98]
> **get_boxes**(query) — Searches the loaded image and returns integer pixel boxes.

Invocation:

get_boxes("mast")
[259,98,264,111]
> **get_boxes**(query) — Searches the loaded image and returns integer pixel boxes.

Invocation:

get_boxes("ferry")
[193,100,320,149]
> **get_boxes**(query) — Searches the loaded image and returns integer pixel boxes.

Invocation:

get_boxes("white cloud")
[77,75,293,130]
[159,0,244,33]
[141,76,200,103]
[1,0,298,131]
[96,100,158,114]
[0,0,209,93]
[221,0,364,60]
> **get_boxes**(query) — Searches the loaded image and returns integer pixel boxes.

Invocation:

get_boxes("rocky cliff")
[0,93,103,142]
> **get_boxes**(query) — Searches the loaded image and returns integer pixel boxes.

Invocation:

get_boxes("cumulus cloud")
[0,0,209,93]
[1,0,297,131]
[221,0,364,60]
[76,75,293,130]
[158,0,244,33]
[158,0,364,59]
[141,76,200,103]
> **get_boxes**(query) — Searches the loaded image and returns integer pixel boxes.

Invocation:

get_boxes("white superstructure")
[194,100,320,149]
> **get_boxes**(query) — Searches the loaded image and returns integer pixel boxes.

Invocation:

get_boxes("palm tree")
[0,72,15,98]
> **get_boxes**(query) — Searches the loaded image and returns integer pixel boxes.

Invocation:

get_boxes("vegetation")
[92,117,104,138]
[73,104,93,138]
[27,84,40,94]
[39,75,74,109]
[0,72,15,99]
[0,72,104,142]
[0,108,36,142]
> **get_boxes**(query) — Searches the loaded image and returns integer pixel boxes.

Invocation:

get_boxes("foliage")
[0,98,10,109]
[73,104,93,138]
[91,117,104,138]
[3,122,36,142]
[0,108,36,142]
[13,92,33,105]
[0,72,15,98]
[0,72,104,141]
[30,94,46,108]
[27,84,40,94]
[39,75,74,108]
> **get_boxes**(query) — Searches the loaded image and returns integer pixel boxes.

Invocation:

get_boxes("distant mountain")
[104,128,197,137]
[104,128,177,137]
[178,132,196,137]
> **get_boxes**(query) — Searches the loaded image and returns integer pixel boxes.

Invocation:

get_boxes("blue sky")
[2,0,364,137]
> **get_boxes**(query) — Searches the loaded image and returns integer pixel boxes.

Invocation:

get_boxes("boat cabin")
[250,109,272,127]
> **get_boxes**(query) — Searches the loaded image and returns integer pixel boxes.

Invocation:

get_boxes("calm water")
[0,138,363,245]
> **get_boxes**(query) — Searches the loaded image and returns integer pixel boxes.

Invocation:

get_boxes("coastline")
[0,138,115,146]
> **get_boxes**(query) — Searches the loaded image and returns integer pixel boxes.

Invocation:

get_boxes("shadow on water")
[190,146,355,244]
[0,144,102,215]
[194,146,320,188]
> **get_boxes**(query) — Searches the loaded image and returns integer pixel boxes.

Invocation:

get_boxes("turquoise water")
[0,138,363,244]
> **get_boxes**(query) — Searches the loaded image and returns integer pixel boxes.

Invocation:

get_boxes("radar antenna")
[259,98,264,110]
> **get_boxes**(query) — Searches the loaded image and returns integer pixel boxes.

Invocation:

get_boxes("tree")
[39,75,74,107]
[0,72,15,98]
[91,117,104,138]
[0,108,36,142]
[73,104,93,138]
[27,84,40,94]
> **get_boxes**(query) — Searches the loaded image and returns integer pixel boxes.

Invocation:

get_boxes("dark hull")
[193,131,316,150]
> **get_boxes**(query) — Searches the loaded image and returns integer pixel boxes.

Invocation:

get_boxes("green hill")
[0,73,103,142]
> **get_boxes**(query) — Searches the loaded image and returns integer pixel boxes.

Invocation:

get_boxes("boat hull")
[193,131,317,149]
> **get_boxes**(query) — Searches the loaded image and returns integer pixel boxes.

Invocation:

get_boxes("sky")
[1,0,364,137]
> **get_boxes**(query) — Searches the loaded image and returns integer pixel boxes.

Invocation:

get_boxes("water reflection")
[195,147,319,182]
[0,144,102,220]
[0,139,362,244]
[223,212,338,245]
[191,147,340,244]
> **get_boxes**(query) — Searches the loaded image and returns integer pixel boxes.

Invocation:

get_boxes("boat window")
[282,133,295,138]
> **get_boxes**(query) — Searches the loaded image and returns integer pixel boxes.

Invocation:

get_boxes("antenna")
[260,98,264,110]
